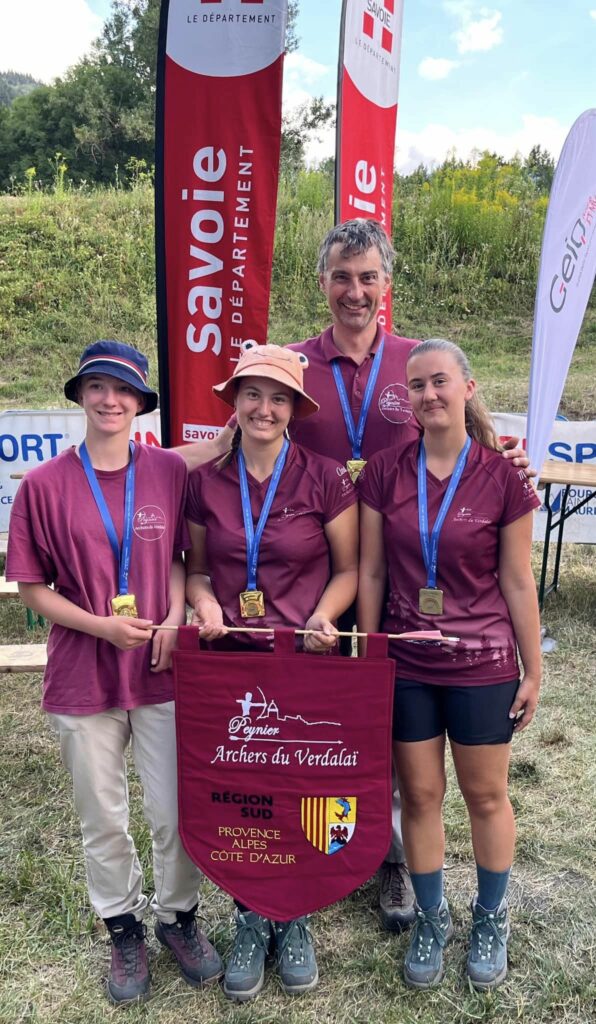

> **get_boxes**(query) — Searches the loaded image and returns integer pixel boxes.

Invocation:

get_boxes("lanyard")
[417,435,471,589]
[237,438,289,592]
[80,441,136,596]
[331,337,385,460]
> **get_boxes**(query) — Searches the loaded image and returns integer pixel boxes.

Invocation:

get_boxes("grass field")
[1,546,595,1024]
[0,184,594,416]
[1,181,595,1023]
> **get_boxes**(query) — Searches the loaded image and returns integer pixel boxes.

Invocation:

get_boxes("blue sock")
[476,864,510,911]
[410,869,444,912]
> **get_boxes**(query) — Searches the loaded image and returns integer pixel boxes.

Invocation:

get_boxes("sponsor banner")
[335,0,405,331]
[526,108,596,477]
[174,628,394,920]
[493,412,596,543]
[155,0,287,446]
[3,409,595,542]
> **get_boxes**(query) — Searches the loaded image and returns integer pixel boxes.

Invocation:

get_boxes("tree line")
[0,0,332,189]
[0,0,554,197]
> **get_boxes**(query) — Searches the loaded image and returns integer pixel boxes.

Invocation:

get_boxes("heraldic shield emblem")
[173,628,394,922]
[301,797,357,854]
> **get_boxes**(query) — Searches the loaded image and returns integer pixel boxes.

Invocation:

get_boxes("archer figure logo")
[301,796,358,855]
[228,687,342,744]
[362,0,394,54]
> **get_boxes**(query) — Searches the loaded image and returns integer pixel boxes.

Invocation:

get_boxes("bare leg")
[450,741,514,870]
[394,737,446,873]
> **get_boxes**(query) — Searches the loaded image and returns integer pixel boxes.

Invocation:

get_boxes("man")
[287,218,420,471]
[179,217,531,932]
[288,219,418,931]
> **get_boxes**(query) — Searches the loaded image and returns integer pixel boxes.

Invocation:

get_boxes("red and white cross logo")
[362,0,394,54]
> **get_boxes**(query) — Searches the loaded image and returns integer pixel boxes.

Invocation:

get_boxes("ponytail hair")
[215,425,242,471]
[407,339,501,452]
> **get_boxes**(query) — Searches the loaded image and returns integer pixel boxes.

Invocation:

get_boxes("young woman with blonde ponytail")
[358,338,541,993]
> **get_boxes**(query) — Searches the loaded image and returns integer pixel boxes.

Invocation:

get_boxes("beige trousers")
[48,701,201,923]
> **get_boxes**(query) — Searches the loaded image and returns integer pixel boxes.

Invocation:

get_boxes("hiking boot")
[273,917,319,995]
[155,905,223,987]
[378,860,416,932]
[403,897,454,989]
[105,914,150,1005]
[467,896,510,990]
[223,911,272,1002]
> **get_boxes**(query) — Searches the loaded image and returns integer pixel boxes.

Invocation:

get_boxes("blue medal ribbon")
[417,435,472,589]
[237,438,289,592]
[331,337,385,460]
[80,441,136,596]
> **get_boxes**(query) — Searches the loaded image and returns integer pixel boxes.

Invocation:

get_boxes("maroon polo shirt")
[288,326,421,464]
[185,443,357,649]
[359,439,541,684]
[6,445,189,714]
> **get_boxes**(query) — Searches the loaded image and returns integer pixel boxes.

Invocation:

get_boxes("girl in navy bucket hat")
[6,339,225,1004]
[64,339,159,413]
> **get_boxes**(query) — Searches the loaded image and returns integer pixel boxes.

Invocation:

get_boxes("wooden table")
[537,461,596,608]
[0,644,47,673]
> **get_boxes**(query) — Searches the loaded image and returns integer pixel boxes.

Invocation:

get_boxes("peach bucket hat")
[213,341,319,419]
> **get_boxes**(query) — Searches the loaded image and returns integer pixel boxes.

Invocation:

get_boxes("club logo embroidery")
[378,382,412,424]
[301,796,357,855]
[133,505,166,540]
[453,505,491,525]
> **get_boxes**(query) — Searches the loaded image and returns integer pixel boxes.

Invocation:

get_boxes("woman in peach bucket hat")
[184,341,359,1002]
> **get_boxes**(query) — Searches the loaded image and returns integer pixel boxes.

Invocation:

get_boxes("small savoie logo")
[362,0,394,54]
[378,382,412,424]
[301,796,358,855]
[133,505,166,541]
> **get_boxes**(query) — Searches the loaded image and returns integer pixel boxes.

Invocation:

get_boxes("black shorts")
[393,677,519,745]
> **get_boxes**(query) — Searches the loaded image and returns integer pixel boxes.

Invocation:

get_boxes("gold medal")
[239,590,266,618]
[419,588,444,615]
[346,458,367,483]
[111,594,138,617]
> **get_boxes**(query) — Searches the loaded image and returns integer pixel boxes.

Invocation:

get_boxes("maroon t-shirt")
[288,326,421,464]
[359,439,541,684]
[185,443,357,648]
[6,444,189,714]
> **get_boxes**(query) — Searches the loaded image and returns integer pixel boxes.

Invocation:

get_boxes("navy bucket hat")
[64,340,159,415]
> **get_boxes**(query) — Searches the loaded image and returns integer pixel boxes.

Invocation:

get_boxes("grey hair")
[317,218,395,276]
[407,338,501,451]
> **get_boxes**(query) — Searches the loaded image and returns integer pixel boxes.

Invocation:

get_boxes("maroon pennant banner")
[155,0,288,446]
[174,628,394,920]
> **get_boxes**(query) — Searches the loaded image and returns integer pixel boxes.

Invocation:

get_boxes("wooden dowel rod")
[150,625,460,642]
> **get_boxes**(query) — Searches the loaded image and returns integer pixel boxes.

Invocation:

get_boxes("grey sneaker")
[273,917,318,995]
[105,914,150,1005]
[379,861,416,932]
[223,911,272,1002]
[467,896,510,990]
[155,906,223,987]
[403,897,454,989]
